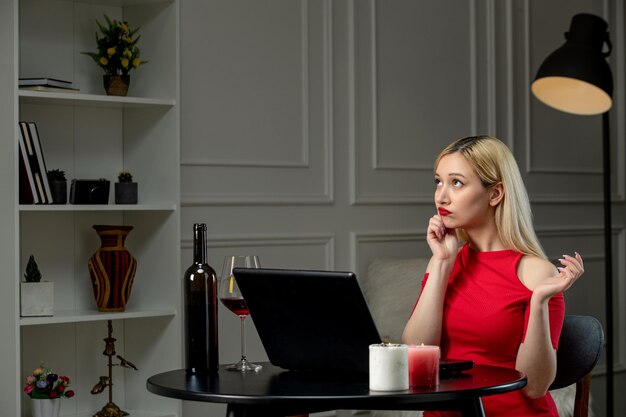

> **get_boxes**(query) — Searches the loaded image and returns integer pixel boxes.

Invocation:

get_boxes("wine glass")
[219,255,262,372]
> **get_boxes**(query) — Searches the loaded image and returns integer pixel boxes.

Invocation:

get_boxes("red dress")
[416,244,565,417]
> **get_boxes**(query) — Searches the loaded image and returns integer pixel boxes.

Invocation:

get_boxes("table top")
[147,363,526,412]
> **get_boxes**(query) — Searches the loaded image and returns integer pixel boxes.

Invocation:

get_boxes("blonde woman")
[402,136,584,417]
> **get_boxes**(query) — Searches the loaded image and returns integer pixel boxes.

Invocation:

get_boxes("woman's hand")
[426,214,459,261]
[533,252,584,302]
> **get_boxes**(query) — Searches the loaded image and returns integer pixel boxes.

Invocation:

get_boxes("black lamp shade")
[532,13,613,115]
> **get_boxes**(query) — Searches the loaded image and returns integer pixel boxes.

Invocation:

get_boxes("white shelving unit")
[1,0,182,415]
[19,204,177,212]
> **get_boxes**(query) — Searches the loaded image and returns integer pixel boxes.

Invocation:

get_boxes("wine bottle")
[184,223,219,373]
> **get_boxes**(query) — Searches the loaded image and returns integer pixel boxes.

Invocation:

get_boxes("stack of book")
[18,121,53,204]
[19,77,79,93]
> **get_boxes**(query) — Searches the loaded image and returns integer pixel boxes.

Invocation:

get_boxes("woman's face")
[434,152,494,230]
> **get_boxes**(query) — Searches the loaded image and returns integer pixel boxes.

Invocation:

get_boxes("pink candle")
[408,344,440,387]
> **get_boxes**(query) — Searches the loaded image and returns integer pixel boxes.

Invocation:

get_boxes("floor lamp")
[531,13,613,417]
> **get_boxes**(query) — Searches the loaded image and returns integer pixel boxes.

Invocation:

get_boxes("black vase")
[115,182,138,204]
[50,180,67,204]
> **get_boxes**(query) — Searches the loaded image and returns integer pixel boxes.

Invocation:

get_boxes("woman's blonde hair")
[435,135,546,259]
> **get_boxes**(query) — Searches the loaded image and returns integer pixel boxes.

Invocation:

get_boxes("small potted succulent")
[47,169,67,204]
[20,255,54,317]
[115,171,138,204]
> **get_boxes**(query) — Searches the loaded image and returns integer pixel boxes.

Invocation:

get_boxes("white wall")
[180,1,626,416]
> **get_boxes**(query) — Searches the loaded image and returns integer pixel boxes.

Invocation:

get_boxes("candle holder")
[91,320,139,417]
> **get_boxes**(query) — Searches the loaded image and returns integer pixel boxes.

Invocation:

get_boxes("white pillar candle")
[369,343,409,391]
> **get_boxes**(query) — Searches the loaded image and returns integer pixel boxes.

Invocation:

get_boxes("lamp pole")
[602,111,613,417]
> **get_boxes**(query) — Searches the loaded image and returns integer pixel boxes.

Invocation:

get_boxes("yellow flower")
[121,58,129,68]
[124,49,132,58]
[107,47,116,56]
[99,57,108,66]
[132,58,141,68]
[120,22,129,31]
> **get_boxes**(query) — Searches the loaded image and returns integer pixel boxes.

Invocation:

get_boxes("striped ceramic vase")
[88,225,137,312]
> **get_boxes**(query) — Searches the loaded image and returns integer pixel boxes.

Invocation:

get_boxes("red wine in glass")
[220,297,249,317]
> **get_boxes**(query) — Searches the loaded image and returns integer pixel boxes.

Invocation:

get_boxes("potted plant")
[20,255,53,317]
[82,15,147,96]
[115,171,138,204]
[24,363,75,417]
[46,169,67,204]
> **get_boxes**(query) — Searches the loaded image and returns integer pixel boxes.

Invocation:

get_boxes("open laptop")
[233,267,382,373]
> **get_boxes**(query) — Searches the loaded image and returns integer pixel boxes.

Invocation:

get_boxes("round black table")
[147,363,526,417]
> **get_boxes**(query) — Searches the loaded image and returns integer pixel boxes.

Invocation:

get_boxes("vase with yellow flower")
[82,15,148,96]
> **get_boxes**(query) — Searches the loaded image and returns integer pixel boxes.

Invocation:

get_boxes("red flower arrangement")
[23,364,75,399]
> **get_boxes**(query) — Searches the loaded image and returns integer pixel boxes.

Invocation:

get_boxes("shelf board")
[19,203,177,212]
[74,411,176,417]
[19,90,175,108]
[20,308,177,326]
[59,0,175,7]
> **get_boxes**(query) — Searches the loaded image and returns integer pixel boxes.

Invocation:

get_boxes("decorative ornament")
[91,320,139,417]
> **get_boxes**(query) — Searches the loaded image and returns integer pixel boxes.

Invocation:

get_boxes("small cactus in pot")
[115,171,138,204]
[21,255,54,316]
[47,169,67,204]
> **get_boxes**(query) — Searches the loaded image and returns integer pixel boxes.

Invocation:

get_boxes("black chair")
[549,315,604,417]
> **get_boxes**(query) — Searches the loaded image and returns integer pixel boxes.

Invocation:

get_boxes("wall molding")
[350,229,426,272]
[503,0,515,147]
[181,0,310,169]
[530,195,620,204]
[180,0,334,206]
[181,192,334,206]
[485,0,497,135]
[182,232,336,270]
[370,0,479,172]
[350,0,482,204]
[182,233,335,248]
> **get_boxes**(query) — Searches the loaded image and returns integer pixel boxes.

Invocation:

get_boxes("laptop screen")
[233,267,382,373]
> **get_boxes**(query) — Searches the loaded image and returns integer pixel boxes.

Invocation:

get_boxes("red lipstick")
[438,208,451,216]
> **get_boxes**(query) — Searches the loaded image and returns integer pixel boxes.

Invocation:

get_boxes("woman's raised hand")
[534,252,584,300]
[427,214,459,261]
